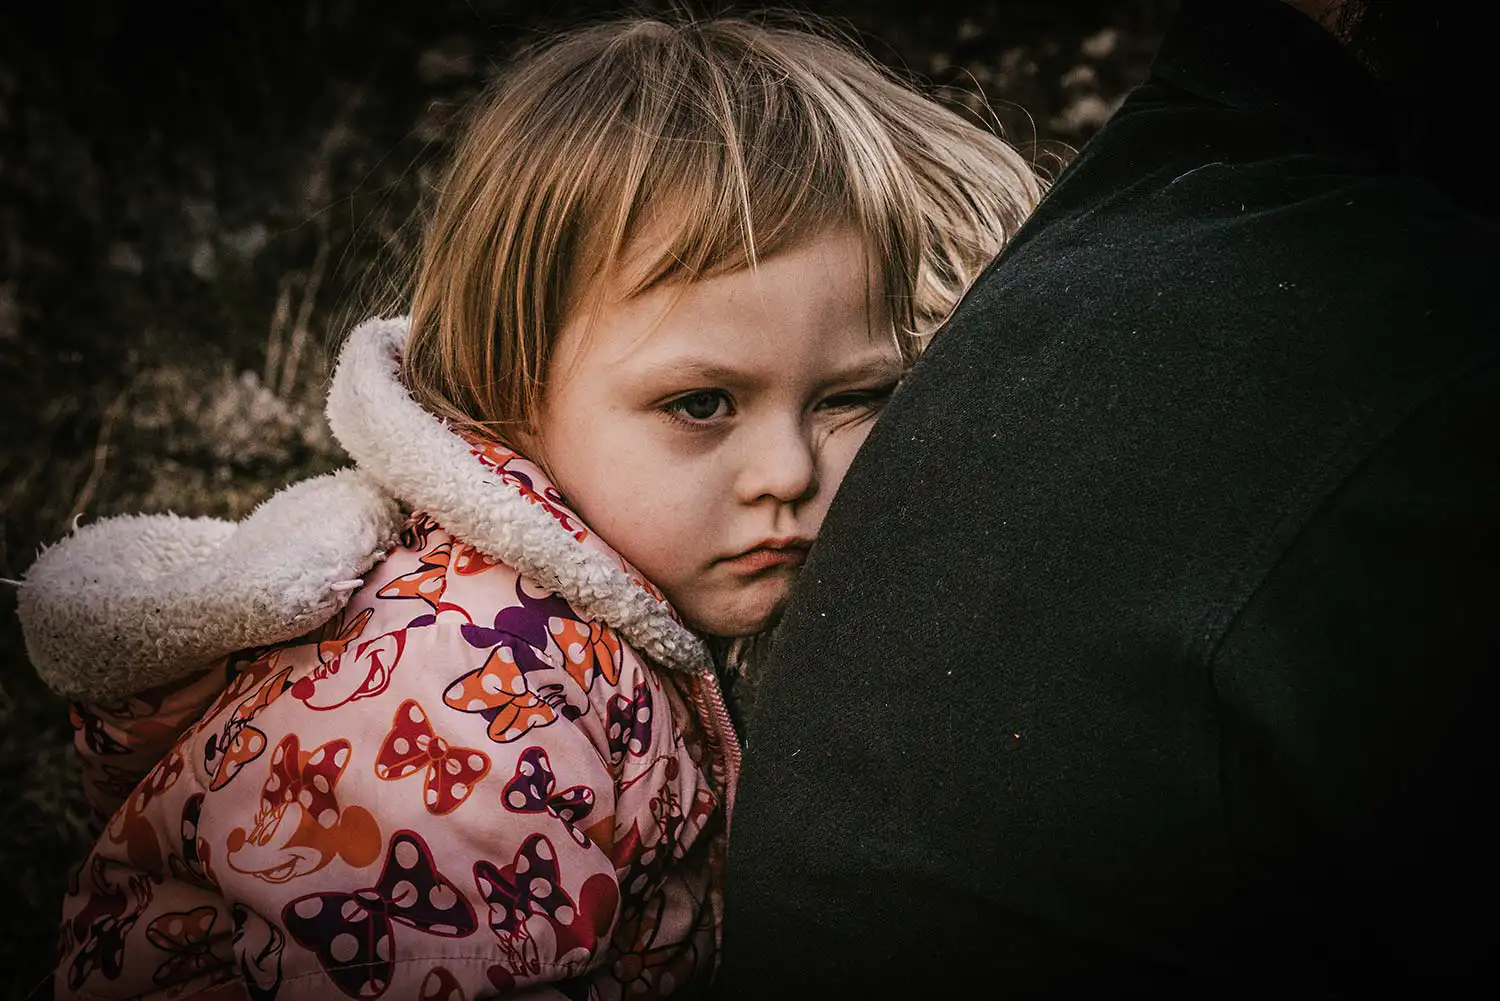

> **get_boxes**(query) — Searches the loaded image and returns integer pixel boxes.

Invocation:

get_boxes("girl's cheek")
[824,416,876,455]
[821,429,873,492]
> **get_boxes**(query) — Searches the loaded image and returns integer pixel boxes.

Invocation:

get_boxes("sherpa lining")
[18,469,402,701]
[19,317,711,702]
[326,316,711,676]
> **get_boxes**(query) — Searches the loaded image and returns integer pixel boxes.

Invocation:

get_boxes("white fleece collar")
[19,317,709,703]
[19,469,404,701]
[325,316,711,677]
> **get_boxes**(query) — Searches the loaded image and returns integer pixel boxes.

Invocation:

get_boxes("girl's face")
[536,228,903,637]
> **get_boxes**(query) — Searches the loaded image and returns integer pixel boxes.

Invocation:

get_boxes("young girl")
[18,13,1041,1000]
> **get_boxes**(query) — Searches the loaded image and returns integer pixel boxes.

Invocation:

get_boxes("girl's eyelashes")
[818,381,899,412]
[661,389,735,426]
[657,380,900,429]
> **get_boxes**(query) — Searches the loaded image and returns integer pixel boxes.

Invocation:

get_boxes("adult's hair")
[1320,0,1486,212]
[1322,0,1468,93]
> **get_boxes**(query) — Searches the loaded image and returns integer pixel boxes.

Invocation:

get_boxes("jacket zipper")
[693,665,741,831]
[691,663,741,974]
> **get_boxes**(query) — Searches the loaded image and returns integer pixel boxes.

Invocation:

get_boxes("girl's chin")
[681,582,791,638]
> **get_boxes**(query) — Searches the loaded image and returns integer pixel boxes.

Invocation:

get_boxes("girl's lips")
[719,546,809,573]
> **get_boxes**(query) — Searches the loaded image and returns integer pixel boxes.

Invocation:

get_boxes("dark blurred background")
[0,1,1172,995]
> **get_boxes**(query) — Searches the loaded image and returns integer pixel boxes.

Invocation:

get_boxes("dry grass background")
[0,1,1170,996]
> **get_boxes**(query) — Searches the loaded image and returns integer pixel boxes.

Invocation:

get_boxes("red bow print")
[261,734,342,828]
[227,734,381,885]
[376,699,491,815]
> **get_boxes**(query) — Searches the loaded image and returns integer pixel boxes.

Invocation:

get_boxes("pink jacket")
[18,319,739,1000]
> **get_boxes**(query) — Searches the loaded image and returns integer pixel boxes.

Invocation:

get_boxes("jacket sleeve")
[53,612,670,1000]
[54,738,241,1001]
[69,663,231,829]
[18,473,404,827]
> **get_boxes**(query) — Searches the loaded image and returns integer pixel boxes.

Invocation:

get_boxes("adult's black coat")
[718,0,1498,996]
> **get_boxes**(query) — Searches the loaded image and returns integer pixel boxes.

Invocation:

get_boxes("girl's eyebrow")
[824,356,906,385]
[629,358,761,388]
[628,353,903,389]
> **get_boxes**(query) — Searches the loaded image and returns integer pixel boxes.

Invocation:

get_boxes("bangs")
[571,20,922,327]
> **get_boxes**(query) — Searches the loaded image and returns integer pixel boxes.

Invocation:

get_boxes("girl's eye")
[664,390,733,424]
[820,382,899,412]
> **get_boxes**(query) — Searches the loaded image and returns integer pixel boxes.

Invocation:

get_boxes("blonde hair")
[399,10,1044,445]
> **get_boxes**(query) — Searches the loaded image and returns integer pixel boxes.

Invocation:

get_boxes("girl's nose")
[736,420,818,506]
